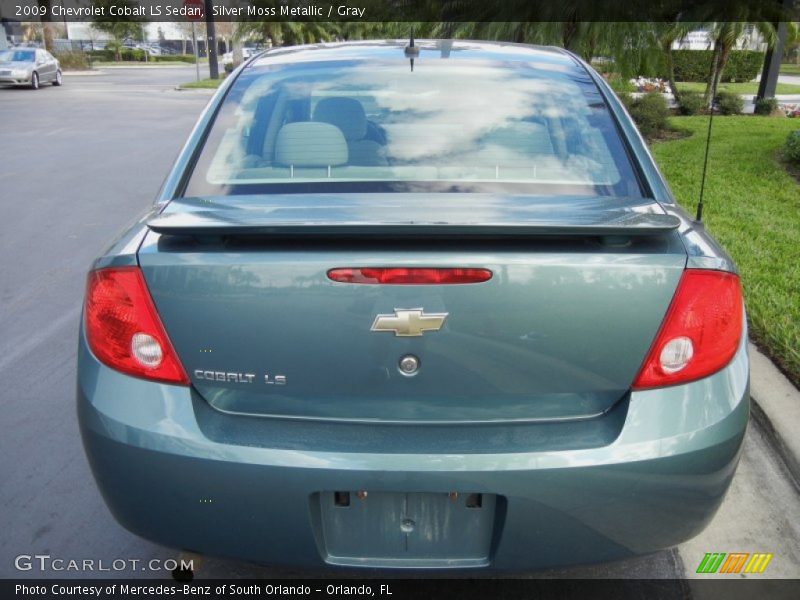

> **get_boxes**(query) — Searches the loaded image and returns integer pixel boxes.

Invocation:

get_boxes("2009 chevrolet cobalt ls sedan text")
[78,41,748,571]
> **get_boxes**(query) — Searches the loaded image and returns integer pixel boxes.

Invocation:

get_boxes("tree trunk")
[706,42,732,108]
[665,43,680,104]
[36,1,54,52]
[182,39,187,55]
[562,21,578,52]
[232,39,243,68]
[582,30,597,62]
[715,44,732,90]
[42,24,54,52]
[704,42,723,105]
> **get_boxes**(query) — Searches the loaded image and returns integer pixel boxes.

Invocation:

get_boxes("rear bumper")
[78,330,749,571]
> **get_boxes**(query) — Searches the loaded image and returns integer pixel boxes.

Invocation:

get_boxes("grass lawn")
[677,81,800,95]
[651,116,800,384]
[179,77,225,89]
[780,63,800,77]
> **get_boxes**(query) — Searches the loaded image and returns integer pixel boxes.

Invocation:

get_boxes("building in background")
[673,27,768,51]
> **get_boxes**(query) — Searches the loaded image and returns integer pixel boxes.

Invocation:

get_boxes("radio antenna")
[696,62,720,223]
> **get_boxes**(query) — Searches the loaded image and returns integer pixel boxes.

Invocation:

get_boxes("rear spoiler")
[148,205,681,238]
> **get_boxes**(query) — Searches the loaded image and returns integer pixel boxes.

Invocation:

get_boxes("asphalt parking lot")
[0,66,798,582]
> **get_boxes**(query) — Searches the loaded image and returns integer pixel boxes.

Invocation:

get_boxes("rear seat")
[233,121,435,181]
[274,121,348,178]
[313,97,387,166]
[226,119,604,183]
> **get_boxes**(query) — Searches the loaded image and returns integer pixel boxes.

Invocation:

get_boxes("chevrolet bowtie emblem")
[370,309,448,337]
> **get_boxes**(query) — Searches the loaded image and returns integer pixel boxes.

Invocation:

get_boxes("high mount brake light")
[84,267,189,385]
[632,269,743,390]
[327,267,493,285]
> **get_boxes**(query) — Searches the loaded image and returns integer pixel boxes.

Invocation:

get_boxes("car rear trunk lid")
[138,194,686,423]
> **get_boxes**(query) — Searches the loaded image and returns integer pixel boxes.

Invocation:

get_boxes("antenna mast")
[696,59,720,223]
[404,27,419,72]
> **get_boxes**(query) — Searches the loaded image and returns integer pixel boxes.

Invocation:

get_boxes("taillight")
[327,268,493,284]
[632,269,743,390]
[84,267,189,385]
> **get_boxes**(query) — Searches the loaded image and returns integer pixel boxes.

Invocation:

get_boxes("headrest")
[313,97,368,142]
[274,122,348,167]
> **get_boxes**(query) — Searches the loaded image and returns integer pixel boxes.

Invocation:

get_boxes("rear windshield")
[184,58,644,198]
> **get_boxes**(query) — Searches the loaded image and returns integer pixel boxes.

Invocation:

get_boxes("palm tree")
[36,0,54,52]
[337,22,435,42]
[656,21,702,104]
[704,22,778,104]
[237,21,333,47]
[587,22,662,76]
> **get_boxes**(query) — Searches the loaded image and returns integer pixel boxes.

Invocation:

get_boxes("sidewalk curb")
[748,342,800,485]
[173,86,217,94]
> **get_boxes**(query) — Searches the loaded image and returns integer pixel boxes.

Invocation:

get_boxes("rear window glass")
[184,58,643,198]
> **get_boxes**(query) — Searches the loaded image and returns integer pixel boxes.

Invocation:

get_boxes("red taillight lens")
[632,269,743,390]
[84,267,189,385]
[327,268,493,285]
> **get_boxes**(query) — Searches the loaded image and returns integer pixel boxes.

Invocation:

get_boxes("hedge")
[86,49,197,63]
[151,54,197,63]
[86,48,147,61]
[87,49,115,61]
[119,48,147,61]
[53,51,91,70]
[661,50,764,83]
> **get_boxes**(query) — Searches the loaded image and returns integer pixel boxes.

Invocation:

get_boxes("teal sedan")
[78,41,748,571]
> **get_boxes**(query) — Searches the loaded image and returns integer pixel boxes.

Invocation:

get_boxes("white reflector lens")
[659,336,694,374]
[131,332,163,368]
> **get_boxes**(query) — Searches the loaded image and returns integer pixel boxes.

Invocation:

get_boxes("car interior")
[200,75,634,195]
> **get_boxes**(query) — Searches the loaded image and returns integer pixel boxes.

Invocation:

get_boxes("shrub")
[87,47,147,62]
[785,130,800,163]
[754,97,779,116]
[53,51,90,70]
[624,92,670,138]
[119,48,146,62]
[153,54,196,63]
[591,60,617,75]
[678,92,705,115]
[715,90,744,115]
[224,62,234,73]
[605,73,635,94]
[81,49,196,63]
[88,49,115,62]
[662,50,764,83]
